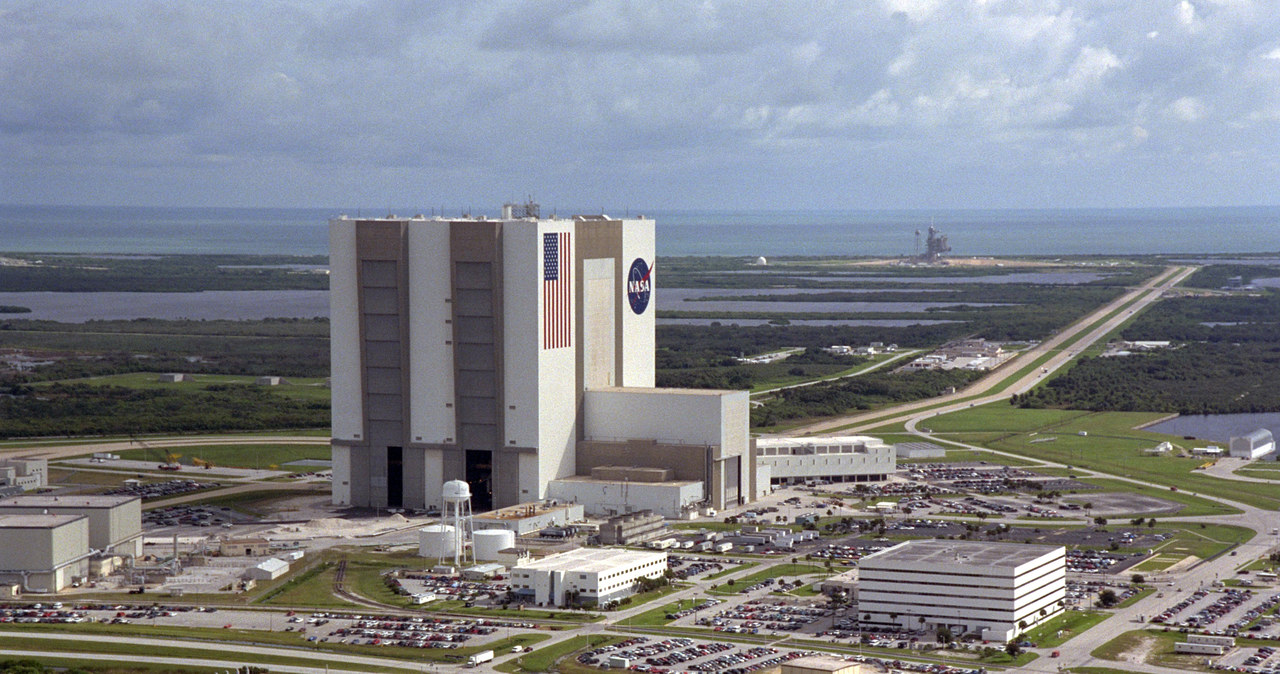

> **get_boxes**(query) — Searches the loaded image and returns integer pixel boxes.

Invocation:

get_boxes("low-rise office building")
[0,458,47,491]
[755,436,894,486]
[549,467,703,519]
[0,514,91,593]
[510,547,666,607]
[856,539,1066,642]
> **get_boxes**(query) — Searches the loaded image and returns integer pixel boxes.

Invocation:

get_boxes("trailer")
[467,650,494,667]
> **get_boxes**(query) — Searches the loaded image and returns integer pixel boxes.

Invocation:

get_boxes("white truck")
[467,650,494,667]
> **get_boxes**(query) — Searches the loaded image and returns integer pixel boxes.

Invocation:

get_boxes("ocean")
[2,204,1279,258]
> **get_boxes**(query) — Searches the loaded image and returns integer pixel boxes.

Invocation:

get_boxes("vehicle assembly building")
[329,210,756,514]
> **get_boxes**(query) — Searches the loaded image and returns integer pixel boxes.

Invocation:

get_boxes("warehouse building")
[755,436,894,486]
[509,547,667,607]
[329,211,755,513]
[549,467,704,519]
[0,495,142,560]
[1229,429,1276,460]
[0,514,91,593]
[856,539,1066,642]
[473,501,584,535]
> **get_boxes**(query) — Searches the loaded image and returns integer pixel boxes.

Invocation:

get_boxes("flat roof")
[0,495,139,509]
[861,539,1062,568]
[783,655,862,673]
[587,386,739,397]
[475,501,579,521]
[756,435,884,448]
[0,514,86,529]
[551,475,700,487]
[514,547,665,573]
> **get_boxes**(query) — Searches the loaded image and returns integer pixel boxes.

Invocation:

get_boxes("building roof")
[475,501,579,521]
[860,539,1062,569]
[588,386,740,397]
[1234,428,1275,444]
[0,514,86,529]
[514,547,665,573]
[0,495,139,509]
[551,475,700,488]
[252,558,289,573]
[756,435,885,448]
[783,655,863,674]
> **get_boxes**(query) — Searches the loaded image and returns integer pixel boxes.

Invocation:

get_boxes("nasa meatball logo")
[626,258,653,315]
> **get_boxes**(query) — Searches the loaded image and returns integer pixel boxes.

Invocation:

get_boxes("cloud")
[0,0,1278,209]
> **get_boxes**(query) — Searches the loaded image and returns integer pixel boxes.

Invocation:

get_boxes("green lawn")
[929,402,1279,511]
[256,562,361,608]
[499,635,622,674]
[624,597,710,626]
[45,371,332,401]
[113,442,329,470]
[703,562,756,580]
[709,563,829,594]
[1021,610,1110,648]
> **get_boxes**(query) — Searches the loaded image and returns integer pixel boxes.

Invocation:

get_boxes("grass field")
[624,597,710,626]
[45,372,332,401]
[114,442,329,469]
[709,563,829,595]
[1091,628,1222,669]
[1021,610,1110,648]
[498,635,623,674]
[256,562,361,608]
[927,402,1280,511]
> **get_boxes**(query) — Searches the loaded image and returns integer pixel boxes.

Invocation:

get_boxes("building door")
[387,446,403,509]
[466,449,493,512]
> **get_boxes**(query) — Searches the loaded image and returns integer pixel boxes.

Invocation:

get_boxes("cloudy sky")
[2,0,1278,211]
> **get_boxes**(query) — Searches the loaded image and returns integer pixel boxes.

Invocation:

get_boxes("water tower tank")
[443,480,471,503]
[473,529,516,561]
[418,524,458,559]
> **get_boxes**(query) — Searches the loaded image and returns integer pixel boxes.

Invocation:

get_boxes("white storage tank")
[473,529,515,561]
[418,524,458,559]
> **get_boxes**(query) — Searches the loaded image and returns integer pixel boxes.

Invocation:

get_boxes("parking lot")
[1151,588,1280,638]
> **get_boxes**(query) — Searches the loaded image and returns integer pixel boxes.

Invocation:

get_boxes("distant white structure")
[1144,441,1174,455]
[754,436,895,487]
[243,557,290,581]
[157,373,189,383]
[755,256,768,266]
[1192,445,1225,457]
[255,376,282,386]
[1230,429,1276,460]
[0,458,46,491]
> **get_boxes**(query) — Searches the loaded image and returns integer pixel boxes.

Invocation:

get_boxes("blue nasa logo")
[626,258,653,315]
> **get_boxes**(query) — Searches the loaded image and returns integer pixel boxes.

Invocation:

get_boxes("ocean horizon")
[2,203,1279,258]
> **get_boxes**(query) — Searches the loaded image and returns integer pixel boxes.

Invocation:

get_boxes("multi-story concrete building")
[856,539,1066,642]
[0,514,90,593]
[330,212,755,512]
[0,458,47,492]
[509,547,666,606]
[754,436,894,487]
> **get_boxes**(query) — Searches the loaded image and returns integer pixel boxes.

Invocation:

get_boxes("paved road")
[752,349,923,398]
[784,266,1193,437]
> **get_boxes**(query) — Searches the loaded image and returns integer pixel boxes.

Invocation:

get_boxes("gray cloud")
[0,0,1277,209]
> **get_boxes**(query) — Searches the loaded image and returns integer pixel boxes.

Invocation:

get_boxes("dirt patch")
[1120,634,1160,665]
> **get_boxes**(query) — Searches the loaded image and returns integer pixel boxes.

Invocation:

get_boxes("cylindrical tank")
[418,524,458,559]
[443,480,471,503]
[473,529,515,561]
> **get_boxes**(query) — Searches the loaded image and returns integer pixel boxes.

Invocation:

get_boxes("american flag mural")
[543,231,571,349]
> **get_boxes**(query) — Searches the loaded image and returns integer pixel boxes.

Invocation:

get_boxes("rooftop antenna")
[915,229,921,257]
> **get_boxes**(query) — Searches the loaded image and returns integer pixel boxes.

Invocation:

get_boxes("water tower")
[441,479,474,567]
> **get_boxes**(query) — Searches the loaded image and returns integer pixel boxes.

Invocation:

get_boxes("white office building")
[329,210,756,513]
[755,436,894,486]
[509,547,667,607]
[856,540,1066,642]
[1229,429,1275,460]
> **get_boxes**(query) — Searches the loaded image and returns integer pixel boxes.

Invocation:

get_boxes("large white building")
[755,436,894,487]
[329,211,756,513]
[856,540,1066,642]
[0,495,142,560]
[509,547,667,607]
[0,514,90,593]
[1229,429,1275,460]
